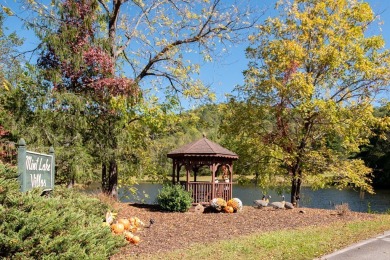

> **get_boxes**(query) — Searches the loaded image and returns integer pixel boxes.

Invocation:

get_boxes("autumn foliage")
[38,0,137,98]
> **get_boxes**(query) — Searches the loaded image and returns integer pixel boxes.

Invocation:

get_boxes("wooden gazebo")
[167,136,239,204]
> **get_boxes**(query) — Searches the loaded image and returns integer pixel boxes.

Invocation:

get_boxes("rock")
[194,203,204,214]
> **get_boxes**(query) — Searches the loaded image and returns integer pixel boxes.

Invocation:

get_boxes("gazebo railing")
[215,182,232,202]
[181,181,232,204]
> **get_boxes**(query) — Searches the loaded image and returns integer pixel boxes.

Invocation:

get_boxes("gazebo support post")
[193,167,198,182]
[172,160,176,184]
[176,163,180,184]
[230,164,233,199]
[211,163,216,199]
[186,165,190,187]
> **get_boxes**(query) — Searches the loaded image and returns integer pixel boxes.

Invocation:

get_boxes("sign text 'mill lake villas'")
[17,138,55,192]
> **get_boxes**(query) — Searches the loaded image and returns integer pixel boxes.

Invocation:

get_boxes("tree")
[35,0,138,191]
[15,0,259,196]
[358,104,390,188]
[0,10,26,163]
[221,0,390,204]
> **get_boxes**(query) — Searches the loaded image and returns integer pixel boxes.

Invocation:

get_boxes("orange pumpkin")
[131,235,140,244]
[124,231,134,242]
[129,225,138,233]
[224,206,234,213]
[118,218,131,230]
[111,223,125,234]
[129,217,135,225]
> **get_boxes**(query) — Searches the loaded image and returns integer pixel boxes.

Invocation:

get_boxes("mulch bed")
[110,203,376,259]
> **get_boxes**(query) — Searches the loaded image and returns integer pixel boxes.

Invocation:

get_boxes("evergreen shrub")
[0,163,126,259]
[156,184,193,212]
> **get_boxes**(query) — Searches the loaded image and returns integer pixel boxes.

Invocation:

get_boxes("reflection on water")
[119,183,390,213]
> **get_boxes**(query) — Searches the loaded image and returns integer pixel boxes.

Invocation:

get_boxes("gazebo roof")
[167,137,238,159]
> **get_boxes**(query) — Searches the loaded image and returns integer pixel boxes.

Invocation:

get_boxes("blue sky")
[3,0,390,106]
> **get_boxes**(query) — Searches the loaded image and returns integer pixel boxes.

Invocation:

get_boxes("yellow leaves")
[287,72,314,99]
[170,66,186,78]
[1,78,11,91]
[109,96,127,112]
[1,6,13,16]
[331,159,374,194]
[284,40,305,61]
[155,38,168,47]
[182,80,214,100]
[203,53,212,62]
[3,82,9,91]
[248,34,257,43]
[354,58,374,77]
[264,40,304,74]
[364,35,385,49]
[351,2,374,23]
[184,9,199,20]
[133,0,145,9]
[372,111,390,136]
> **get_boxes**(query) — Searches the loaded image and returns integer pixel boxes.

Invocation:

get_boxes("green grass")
[142,215,390,260]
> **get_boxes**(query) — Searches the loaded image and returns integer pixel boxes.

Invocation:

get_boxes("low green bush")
[0,163,126,259]
[156,184,193,212]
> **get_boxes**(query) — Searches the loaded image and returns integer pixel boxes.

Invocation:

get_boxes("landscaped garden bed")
[111,202,377,259]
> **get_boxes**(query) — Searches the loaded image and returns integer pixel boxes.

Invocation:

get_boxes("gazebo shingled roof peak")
[167,136,238,159]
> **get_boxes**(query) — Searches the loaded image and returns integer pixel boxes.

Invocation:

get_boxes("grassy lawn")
[145,215,390,260]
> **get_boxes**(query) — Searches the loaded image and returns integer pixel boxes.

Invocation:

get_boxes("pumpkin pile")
[105,211,145,245]
[210,198,243,213]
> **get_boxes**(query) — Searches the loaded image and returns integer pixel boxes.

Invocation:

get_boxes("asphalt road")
[319,231,390,260]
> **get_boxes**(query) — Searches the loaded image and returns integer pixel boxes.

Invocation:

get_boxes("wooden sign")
[17,138,55,192]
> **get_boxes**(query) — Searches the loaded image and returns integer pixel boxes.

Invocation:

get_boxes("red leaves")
[83,47,114,76]
[0,125,14,163]
[62,0,96,26]
[283,60,300,84]
[0,125,9,137]
[41,0,138,99]
[89,77,137,97]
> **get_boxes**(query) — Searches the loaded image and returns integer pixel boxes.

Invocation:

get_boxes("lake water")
[119,183,390,213]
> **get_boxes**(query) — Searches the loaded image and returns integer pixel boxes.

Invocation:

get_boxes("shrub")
[0,163,126,259]
[156,184,193,212]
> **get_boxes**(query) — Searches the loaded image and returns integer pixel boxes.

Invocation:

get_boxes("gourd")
[224,206,234,213]
[131,235,140,244]
[111,223,125,234]
[228,198,243,212]
[118,218,131,230]
[124,231,134,242]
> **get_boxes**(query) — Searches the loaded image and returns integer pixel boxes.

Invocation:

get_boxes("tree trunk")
[108,159,118,198]
[290,168,302,206]
[67,177,75,189]
[254,172,259,185]
[102,163,107,192]
[101,160,118,199]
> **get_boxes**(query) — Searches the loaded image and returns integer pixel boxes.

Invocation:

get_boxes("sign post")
[17,138,55,192]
